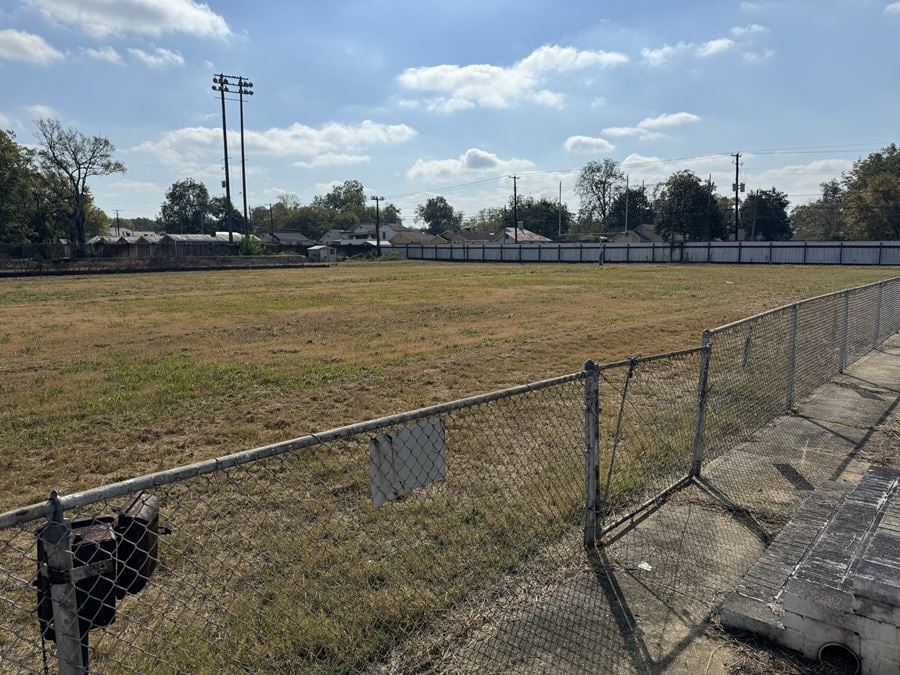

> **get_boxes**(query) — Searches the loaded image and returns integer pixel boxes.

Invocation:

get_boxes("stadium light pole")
[237,77,254,234]
[371,195,385,257]
[212,75,234,243]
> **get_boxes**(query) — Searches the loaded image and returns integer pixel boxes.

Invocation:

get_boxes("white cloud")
[637,112,701,130]
[406,148,535,183]
[888,2,900,12]
[0,113,11,128]
[136,119,417,172]
[697,38,734,57]
[0,29,63,64]
[590,97,608,110]
[127,46,184,68]
[602,126,661,140]
[293,153,371,169]
[26,104,59,119]
[640,42,691,66]
[82,46,123,64]
[563,136,615,154]
[743,49,775,63]
[729,24,769,37]
[740,1,776,11]
[26,0,231,38]
[397,44,628,111]
[602,111,700,141]
[751,159,852,201]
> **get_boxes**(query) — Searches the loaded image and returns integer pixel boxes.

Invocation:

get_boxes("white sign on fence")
[369,416,446,507]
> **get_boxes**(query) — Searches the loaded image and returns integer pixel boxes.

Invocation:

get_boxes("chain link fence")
[1,277,898,673]
[699,277,900,531]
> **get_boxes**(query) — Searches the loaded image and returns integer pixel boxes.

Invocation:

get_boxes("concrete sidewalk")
[385,336,900,673]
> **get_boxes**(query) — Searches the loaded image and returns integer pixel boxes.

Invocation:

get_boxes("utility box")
[37,517,118,639]
[115,492,160,598]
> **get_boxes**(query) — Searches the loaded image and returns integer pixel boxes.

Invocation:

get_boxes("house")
[490,227,552,244]
[307,245,337,262]
[608,223,663,244]
[390,229,436,245]
[259,231,315,251]
[438,229,494,244]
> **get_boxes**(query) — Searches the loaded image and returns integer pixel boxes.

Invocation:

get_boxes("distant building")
[259,231,315,250]
[306,245,337,262]
[490,227,552,244]
[390,229,437,245]
[438,229,494,244]
[607,224,663,244]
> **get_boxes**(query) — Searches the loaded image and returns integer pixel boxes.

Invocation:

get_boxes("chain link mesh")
[1,277,898,674]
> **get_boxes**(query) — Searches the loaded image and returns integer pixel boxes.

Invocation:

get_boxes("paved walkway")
[384,336,900,673]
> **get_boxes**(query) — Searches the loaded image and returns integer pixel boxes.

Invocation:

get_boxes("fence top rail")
[706,276,900,335]
[0,369,586,529]
[596,345,707,372]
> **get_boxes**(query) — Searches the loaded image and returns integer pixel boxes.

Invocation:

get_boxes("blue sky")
[1,0,899,221]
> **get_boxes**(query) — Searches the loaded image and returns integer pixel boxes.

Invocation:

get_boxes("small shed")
[307,245,336,262]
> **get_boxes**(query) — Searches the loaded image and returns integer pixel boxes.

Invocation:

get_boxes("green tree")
[0,130,39,244]
[159,179,210,234]
[740,188,791,241]
[605,187,653,234]
[845,174,900,240]
[843,144,900,239]
[653,171,724,241]
[415,196,463,234]
[35,119,125,254]
[506,196,571,239]
[575,159,624,231]
[463,207,505,232]
[790,180,846,240]
[312,180,367,221]
[208,196,244,233]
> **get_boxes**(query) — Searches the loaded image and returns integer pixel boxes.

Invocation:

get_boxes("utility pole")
[731,152,741,241]
[707,174,713,241]
[212,74,233,242]
[115,209,121,236]
[558,181,562,237]
[510,175,518,242]
[236,76,254,234]
[624,174,630,234]
[269,204,274,236]
[371,195,385,257]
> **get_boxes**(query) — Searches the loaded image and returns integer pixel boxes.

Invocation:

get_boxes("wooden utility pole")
[731,152,741,241]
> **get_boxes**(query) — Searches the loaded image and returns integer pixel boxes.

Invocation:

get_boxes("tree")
[845,174,900,240]
[605,187,653,234]
[159,179,210,234]
[415,196,463,234]
[463,207,505,232]
[506,196,571,239]
[740,188,791,241]
[843,144,900,240]
[208,196,244,234]
[312,180,367,221]
[575,159,624,230]
[0,130,39,244]
[790,180,846,241]
[653,171,725,242]
[34,119,125,254]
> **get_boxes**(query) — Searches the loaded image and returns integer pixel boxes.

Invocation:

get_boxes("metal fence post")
[690,331,712,477]
[786,304,799,409]
[874,282,884,347]
[39,494,84,674]
[583,360,600,548]
[840,290,850,372]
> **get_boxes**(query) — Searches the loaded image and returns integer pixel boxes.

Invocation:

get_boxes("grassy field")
[0,261,895,511]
